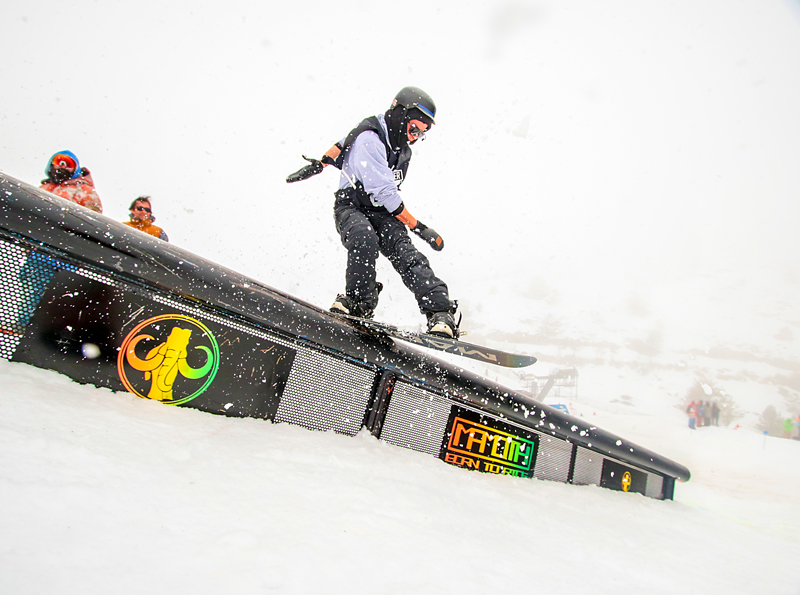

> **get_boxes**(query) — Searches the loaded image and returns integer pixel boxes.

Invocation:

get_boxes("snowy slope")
[2,0,800,592]
[1,359,798,595]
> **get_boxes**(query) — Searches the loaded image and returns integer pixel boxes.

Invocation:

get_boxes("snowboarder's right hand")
[286,155,324,183]
[412,221,444,251]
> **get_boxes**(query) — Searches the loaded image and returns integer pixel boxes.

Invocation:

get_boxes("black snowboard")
[339,314,536,368]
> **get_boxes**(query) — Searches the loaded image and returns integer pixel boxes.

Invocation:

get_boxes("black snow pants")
[333,190,452,316]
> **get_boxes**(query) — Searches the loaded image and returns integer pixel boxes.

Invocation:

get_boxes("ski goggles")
[408,120,429,141]
[51,153,78,171]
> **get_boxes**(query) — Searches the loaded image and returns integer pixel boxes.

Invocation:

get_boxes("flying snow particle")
[81,343,101,359]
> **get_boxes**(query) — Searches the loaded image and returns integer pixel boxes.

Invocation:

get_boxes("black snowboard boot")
[330,294,374,319]
[330,283,382,319]
[426,310,459,339]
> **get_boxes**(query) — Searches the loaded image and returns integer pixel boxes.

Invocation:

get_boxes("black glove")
[286,155,324,183]
[412,221,444,251]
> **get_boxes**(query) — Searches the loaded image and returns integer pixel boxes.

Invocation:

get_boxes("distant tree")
[714,391,745,426]
[757,405,785,436]
[680,381,710,408]
[536,314,564,338]
[627,327,664,357]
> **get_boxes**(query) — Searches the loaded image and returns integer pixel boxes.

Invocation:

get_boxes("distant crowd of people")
[686,399,800,439]
[39,150,169,241]
[686,400,720,430]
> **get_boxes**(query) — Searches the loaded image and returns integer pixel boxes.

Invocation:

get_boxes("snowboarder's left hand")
[286,155,324,183]
[412,222,444,251]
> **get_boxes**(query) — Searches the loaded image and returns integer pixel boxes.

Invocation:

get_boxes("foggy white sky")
[2,0,799,353]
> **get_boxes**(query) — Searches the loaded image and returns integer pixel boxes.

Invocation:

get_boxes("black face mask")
[48,166,74,183]
[384,106,409,151]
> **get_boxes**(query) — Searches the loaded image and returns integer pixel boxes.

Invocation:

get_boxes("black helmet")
[391,86,436,126]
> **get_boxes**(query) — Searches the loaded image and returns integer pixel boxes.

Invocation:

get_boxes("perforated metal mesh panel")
[0,240,27,358]
[380,381,452,456]
[276,349,375,435]
[572,447,605,486]
[645,471,664,499]
[534,436,573,483]
[0,241,80,358]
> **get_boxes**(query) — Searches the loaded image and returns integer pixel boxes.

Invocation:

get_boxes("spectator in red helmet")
[286,86,458,338]
[39,150,102,213]
[17,150,98,328]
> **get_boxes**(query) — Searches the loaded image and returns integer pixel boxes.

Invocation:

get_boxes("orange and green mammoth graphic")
[118,315,219,404]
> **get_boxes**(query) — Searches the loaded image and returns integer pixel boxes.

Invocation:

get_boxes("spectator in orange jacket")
[123,196,169,241]
[39,150,102,213]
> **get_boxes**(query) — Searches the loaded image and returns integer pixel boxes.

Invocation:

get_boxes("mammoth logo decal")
[117,314,220,404]
[621,471,633,492]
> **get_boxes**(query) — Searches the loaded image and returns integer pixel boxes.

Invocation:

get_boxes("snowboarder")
[286,86,459,338]
[123,196,169,241]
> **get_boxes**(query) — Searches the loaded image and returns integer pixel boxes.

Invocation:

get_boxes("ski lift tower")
[520,368,579,401]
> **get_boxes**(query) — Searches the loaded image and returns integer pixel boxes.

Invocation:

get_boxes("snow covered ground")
[2,0,800,593]
[1,358,799,595]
